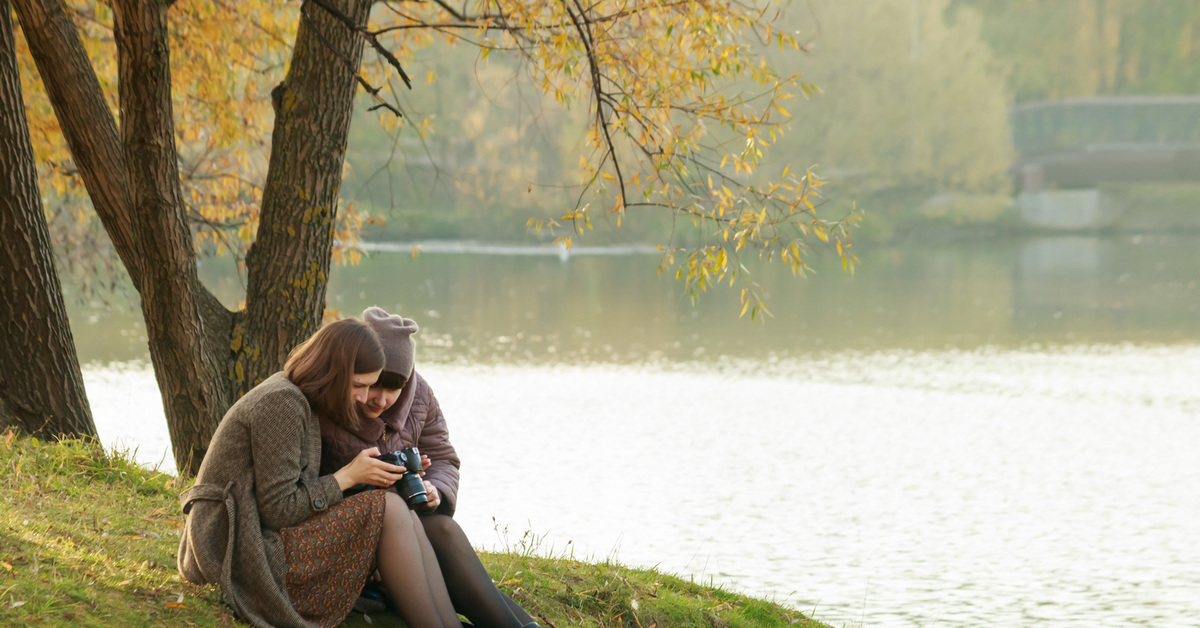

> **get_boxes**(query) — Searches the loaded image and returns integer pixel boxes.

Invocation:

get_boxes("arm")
[250,387,345,531]
[415,389,461,515]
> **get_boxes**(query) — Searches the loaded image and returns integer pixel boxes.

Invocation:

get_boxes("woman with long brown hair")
[177,318,461,627]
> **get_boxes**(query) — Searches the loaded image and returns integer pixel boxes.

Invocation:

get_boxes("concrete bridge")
[1011,96,1200,230]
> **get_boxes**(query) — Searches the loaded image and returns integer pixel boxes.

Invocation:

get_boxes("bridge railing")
[1011,96,1200,154]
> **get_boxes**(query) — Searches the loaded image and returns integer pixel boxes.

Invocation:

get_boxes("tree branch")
[307,0,414,88]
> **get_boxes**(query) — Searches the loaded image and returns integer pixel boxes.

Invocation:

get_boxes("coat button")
[314,497,326,509]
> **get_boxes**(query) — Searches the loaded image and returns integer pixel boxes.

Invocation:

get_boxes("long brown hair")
[284,318,384,431]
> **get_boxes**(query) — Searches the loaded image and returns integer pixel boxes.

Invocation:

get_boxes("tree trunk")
[11,0,141,287]
[239,0,374,392]
[112,0,233,474]
[0,0,96,438]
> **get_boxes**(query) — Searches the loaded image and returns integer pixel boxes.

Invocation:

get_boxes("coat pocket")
[177,482,236,586]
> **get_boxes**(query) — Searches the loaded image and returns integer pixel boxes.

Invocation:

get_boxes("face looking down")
[350,370,382,407]
[358,381,403,419]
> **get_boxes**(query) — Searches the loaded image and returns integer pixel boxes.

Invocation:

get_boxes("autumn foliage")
[5,0,855,470]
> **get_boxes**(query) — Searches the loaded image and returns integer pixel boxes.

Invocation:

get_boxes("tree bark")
[239,0,374,392]
[0,0,96,438]
[112,0,233,474]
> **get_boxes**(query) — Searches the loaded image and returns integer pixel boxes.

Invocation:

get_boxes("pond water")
[71,235,1200,628]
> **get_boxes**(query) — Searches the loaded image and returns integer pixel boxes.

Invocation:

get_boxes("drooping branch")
[561,0,627,212]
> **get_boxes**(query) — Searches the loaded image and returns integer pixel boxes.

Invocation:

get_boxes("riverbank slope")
[0,431,828,627]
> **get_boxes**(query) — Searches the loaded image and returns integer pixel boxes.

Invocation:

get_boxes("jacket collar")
[316,371,421,445]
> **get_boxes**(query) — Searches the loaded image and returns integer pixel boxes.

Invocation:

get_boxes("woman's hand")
[418,453,431,477]
[421,480,441,512]
[333,447,407,491]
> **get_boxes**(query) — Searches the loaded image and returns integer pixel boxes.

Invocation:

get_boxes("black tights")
[420,514,535,628]
[377,493,461,627]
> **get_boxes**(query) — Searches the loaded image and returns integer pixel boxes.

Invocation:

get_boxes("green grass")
[1,431,830,627]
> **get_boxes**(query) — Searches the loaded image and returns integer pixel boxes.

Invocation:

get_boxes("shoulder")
[410,371,436,401]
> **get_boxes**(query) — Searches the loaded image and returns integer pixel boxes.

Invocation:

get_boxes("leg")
[376,492,461,627]
[421,514,534,628]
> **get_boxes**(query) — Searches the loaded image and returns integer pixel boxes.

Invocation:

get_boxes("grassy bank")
[1,431,829,627]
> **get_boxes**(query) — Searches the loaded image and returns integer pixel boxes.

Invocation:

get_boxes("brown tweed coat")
[177,373,346,628]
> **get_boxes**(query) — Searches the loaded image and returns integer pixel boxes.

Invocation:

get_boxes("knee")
[420,513,453,538]
[420,513,466,549]
[383,492,414,528]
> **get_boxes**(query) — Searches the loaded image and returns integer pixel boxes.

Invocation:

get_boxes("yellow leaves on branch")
[19,0,295,257]
[16,0,855,313]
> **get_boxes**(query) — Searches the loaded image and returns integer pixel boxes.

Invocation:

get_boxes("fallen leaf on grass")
[1,561,13,571]
[11,601,25,608]
[118,580,133,586]
[165,602,187,609]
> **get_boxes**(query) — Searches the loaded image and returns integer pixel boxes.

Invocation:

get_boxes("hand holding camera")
[375,446,430,510]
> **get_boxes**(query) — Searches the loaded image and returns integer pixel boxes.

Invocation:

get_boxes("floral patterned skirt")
[281,490,386,627]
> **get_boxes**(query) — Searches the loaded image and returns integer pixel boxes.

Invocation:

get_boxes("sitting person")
[319,306,538,628]
[177,318,462,627]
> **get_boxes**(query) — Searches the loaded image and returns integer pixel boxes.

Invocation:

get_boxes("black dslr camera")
[377,446,429,510]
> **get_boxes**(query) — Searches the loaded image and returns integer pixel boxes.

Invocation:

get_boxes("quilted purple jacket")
[318,370,461,515]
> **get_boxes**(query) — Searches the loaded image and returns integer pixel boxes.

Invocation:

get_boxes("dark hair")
[375,370,407,390]
[284,318,385,431]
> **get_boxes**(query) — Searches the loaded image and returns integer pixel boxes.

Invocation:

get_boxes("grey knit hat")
[362,307,418,380]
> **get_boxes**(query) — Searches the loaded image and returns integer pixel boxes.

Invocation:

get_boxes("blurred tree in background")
[766,0,1012,238]
[342,0,1017,243]
[952,0,1200,101]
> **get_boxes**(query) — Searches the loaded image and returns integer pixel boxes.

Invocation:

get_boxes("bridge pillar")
[1020,164,1045,193]
[1016,189,1120,230]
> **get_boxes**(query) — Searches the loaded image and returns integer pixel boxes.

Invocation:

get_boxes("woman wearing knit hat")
[320,307,540,628]
[178,318,463,628]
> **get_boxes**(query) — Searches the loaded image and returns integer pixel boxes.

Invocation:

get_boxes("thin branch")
[560,0,627,212]
[306,0,414,88]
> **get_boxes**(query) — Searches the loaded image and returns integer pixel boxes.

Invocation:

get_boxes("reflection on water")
[67,235,1200,628]
[66,234,1200,365]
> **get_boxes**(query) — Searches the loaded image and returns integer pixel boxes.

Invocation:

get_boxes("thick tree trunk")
[0,0,96,437]
[112,0,232,474]
[239,0,374,392]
